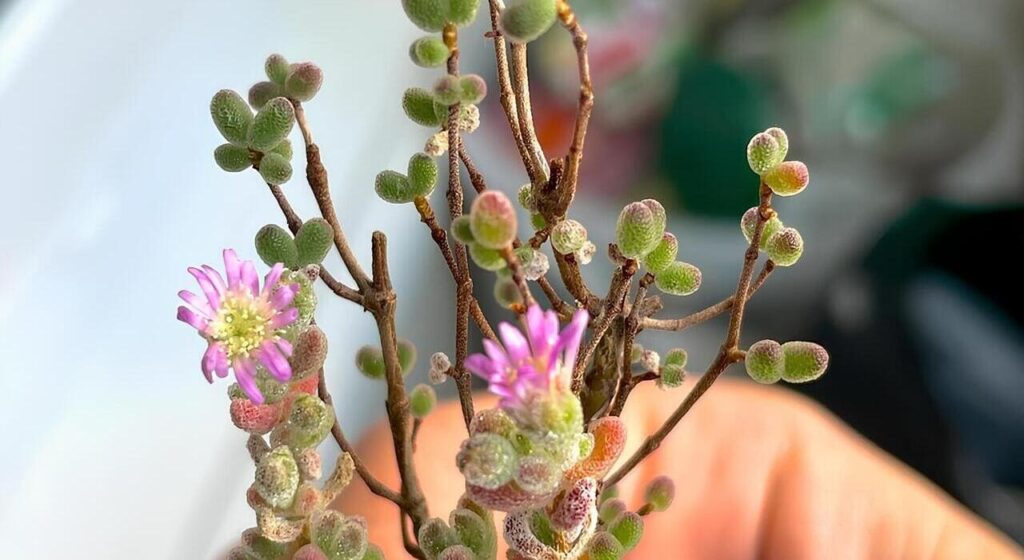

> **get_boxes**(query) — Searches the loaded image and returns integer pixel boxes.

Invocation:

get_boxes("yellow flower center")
[209,291,275,361]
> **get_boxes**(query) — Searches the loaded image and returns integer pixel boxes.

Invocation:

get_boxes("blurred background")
[0,0,1021,558]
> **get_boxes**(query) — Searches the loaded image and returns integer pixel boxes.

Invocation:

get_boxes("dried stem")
[368,232,429,530]
[500,245,537,308]
[605,183,774,487]
[458,144,487,194]
[267,183,364,305]
[292,101,370,290]
[509,42,548,182]
[444,24,477,432]
[640,261,776,332]
[401,511,427,560]
[317,370,403,506]
[572,257,637,393]
[606,273,654,417]
[553,0,593,213]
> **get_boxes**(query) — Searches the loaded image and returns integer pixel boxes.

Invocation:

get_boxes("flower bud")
[616,200,666,259]
[215,143,252,172]
[247,434,270,463]
[459,74,488,104]
[470,408,516,437]
[550,219,587,254]
[418,518,460,559]
[355,346,386,379]
[248,81,282,110]
[747,131,782,175]
[285,62,323,102]
[451,215,476,244]
[655,261,702,296]
[457,433,517,490]
[781,341,829,383]
[765,227,804,267]
[470,191,518,249]
[740,207,783,249]
[265,54,290,85]
[499,0,558,44]
[433,75,462,106]
[248,97,295,152]
[764,126,789,160]
[587,532,626,560]
[644,475,675,512]
[410,36,451,68]
[530,212,546,231]
[429,352,451,384]
[374,170,414,204]
[410,384,437,418]
[408,153,439,197]
[254,446,299,509]
[470,243,508,271]
[258,152,293,185]
[609,511,644,551]
[659,364,686,389]
[322,453,356,503]
[210,89,253,145]
[643,232,678,273]
[745,339,784,384]
[283,270,318,331]
[398,338,417,376]
[765,160,809,196]
[311,511,368,560]
[403,87,444,127]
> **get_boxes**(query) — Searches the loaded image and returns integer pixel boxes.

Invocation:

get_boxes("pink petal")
[262,263,285,297]
[178,290,214,318]
[187,267,221,310]
[241,260,260,296]
[201,344,224,382]
[465,354,495,378]
[233,358,263,404]
[499,323,529,364]
[557,309,589,368]
[211,344,230,378]
[223,249,242,290]
[269,307,299,329]
[258,341,292,382]
[482,339,509,368]
[275,338,293,357]
[177,306,209,332]
[201,265,227,295]
[270,284,297,309]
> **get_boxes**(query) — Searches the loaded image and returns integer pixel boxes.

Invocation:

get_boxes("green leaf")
[295,218,334,266]
[210,89,253,145]
[255,224,298,268]
[249,97,295,152]
[214,143,252,172]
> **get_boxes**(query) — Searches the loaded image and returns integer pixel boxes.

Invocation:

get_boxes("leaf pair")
[374,153,438,204]
[255,219,334,269]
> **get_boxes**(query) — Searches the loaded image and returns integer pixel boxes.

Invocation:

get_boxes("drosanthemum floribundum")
[177,249,299,404]
[466,304,588,407]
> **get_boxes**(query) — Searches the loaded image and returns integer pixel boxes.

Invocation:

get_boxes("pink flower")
[177,249,299,404]
[466,305,588,407]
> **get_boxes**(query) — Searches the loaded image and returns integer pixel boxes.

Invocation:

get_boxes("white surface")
[0,2,456,558]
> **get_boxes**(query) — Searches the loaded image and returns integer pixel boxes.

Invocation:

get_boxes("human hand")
[338,377,1022,559]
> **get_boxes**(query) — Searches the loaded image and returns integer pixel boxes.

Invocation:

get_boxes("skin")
[338,378,1023,559]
